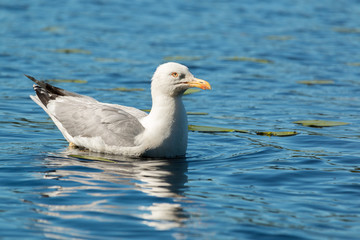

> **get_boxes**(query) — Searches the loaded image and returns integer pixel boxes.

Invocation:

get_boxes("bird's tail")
[25,74,85,106]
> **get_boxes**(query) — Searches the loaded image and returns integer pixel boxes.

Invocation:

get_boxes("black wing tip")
[24,74,35,81]
[26,74,81,104]
[25,74,44,86]
[25,74,56,90]
[26,74,53,106]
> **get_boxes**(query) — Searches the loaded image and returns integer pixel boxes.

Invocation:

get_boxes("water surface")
[1,0,360,239]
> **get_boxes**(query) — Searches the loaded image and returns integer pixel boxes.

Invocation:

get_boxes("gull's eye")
[171,72,179,78]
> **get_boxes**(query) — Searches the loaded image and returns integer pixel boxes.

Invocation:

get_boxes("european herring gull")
[27,62,211,158]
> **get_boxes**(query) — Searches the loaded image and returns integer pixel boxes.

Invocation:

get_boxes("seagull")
[27,62,211,158]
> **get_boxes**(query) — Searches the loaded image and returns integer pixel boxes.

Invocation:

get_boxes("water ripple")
[1,0,360,239]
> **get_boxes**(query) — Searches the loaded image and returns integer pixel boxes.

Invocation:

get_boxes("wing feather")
[28,75,147,149]
[50,97,145,147]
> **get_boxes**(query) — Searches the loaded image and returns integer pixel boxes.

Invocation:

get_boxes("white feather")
[30,62,209,158]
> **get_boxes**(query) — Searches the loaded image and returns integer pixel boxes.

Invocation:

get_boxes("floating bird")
[27,62,211,158]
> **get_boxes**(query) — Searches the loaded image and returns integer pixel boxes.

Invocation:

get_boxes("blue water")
[1,0,360,239]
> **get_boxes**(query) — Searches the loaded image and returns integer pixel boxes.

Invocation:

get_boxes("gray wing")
[103,103,148,119]
[27,75,147,147]
[52,98,145,147]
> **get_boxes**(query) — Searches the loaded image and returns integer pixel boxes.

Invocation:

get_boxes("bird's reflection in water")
[39,148,189,231]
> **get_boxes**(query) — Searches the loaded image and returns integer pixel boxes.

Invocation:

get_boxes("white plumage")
[28,62,211,158]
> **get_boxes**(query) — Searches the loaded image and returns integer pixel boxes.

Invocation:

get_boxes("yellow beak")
[187,78,211,90]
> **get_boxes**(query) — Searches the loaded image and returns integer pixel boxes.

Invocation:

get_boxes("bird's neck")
[139,93,188,157]
[148,94,187,129]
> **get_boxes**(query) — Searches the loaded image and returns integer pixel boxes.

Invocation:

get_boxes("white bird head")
[151,62,211,97]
